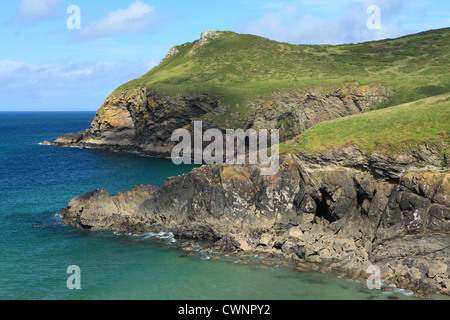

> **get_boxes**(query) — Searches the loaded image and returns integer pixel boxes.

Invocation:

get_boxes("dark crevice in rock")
[315,190,337,223]
[58,154,450,296]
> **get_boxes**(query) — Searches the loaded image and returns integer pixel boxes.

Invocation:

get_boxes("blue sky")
[0,0,448,111]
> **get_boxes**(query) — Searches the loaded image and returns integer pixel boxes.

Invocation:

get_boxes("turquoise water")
[0,112,435,300]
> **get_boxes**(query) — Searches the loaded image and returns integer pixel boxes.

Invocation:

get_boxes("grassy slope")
[280,94,450,159]
[108,28,449,158]
[111,28,450,110]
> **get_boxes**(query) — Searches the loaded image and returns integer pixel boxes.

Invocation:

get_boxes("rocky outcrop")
[61,185,158,232]
[248,85,394,140]
[164,46,180,61]
[59,150,450,297]
[295,144,445,181]
[188,31,220,56]
[51,87,220,157]
[49,84,394,157]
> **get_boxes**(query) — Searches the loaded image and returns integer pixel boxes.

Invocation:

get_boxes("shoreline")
[57,151,450,298]
[102,227,440,299]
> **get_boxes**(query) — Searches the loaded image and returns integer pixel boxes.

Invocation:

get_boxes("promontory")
[49,29,450,297]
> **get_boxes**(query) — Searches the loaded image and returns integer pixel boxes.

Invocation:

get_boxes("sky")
[0,0,448,111]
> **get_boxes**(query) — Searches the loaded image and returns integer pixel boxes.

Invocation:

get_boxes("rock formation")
[49,85,394,157]
[59,147,450,297]
[51,29,449,298]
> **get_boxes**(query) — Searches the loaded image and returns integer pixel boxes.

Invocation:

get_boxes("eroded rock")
[58,154,450,296]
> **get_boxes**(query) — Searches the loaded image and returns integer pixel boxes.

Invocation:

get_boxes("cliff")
[53,29,450,297]
[48,28,449,156]
[58,91,450,296]
[50,85,394,157]
[60,150,450,296]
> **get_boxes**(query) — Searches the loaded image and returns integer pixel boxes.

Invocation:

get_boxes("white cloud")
[0,60,149,111]
[0,60,96,80]
[18,0,62,21]
[241,0,408,44]
[78,1,158,40]
[0,61,29,77]
[60,68,94,78]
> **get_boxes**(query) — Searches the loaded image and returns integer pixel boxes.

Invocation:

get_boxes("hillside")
[281,93,450,162]
[113,28,449,113]
[49,28,450,158]
[55,29,450,297]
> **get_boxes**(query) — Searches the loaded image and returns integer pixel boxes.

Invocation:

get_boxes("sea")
[0,112,443,300]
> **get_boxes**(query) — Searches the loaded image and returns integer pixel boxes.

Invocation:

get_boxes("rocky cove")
[44,76,450,298]
[36,28,450,299]
[58,147,450,297]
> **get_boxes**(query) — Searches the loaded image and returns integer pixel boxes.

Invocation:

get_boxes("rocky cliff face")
[51,87,219,157]
[50,84,394,157]
[247,85,394,139]
[60,149,450,297]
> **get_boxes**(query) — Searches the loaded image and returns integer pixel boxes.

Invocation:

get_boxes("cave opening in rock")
[315,190,337,223]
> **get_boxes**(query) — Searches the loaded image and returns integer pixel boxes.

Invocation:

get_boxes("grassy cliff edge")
[281,94,450,162]
[111,28,449,113]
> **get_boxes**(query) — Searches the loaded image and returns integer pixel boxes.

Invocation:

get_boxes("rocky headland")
[48,85,394,158]
[59,147,450,297]
[50,29,450,298]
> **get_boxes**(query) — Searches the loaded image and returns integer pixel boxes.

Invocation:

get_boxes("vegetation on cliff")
[110,28,449,117]
[56,28,450,297]
[281,94,450,159]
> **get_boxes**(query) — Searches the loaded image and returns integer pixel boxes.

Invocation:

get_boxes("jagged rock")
[164,46,180,60]
[428,261,448,278]
[51,89,220,158]
[295,261,319,272]
[202,235,242,253]
[177,241,197,251]
[281,241,306,260]
[48,85,394,158]
[200,31,219,45]
[61,185,158,231]
[428,204,450,232]
[58,153,450,296]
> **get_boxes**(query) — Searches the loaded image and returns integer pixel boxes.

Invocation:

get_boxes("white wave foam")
[382,284,414,296]
[112,231,177,243]
[143,232,176,243]
[113,231,135,236]
[53,213,63,222]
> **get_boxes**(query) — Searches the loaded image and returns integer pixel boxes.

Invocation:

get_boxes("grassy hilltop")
[112,28,449,109]
[106,28,449,160]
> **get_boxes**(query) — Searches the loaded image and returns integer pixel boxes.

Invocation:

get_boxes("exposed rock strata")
[51,88,219,157]
[60,150,450,297]
[49,85,394,157]
[249,85,394,140]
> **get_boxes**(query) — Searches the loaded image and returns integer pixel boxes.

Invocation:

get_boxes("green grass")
[280,94,450,157]
[110,28,450,113]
